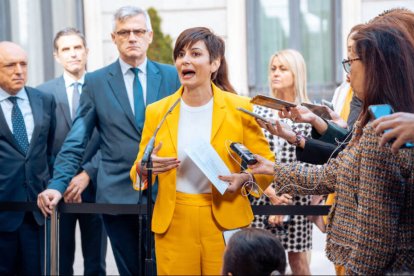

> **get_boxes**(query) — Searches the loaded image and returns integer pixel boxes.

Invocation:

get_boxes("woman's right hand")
[267,193,292,226]
[139,142,180,175]
[247,154,274,175]
[268,215,284,226]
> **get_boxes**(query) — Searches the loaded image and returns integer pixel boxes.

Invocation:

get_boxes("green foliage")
[147,7,174,65]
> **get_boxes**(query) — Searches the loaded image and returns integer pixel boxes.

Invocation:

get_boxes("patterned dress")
[250,105,313,252]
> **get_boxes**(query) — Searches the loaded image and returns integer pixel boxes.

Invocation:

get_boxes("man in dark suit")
[0,41,56,274]
[37,28,107,275]
[38,6,181,275]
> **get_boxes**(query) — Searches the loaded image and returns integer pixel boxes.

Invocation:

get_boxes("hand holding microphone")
[138,142,180,176]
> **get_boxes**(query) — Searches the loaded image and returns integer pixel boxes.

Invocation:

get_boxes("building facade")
[2,0,414,99]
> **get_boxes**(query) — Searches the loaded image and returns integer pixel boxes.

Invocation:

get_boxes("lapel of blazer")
[107,60,139,134]
[165,89,183,153]
[54,76,72,127]
[146,60,161,105]
[0,98,22,153]
[26,87,43,156]
[210,83,227,143]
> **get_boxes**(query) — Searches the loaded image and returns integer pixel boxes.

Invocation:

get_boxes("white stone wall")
[83,0,248,95]
[83,0,414,96]
[340,0,414,82]
[361,0,414,22]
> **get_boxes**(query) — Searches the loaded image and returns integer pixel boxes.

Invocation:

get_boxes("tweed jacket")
[275,122,414,275]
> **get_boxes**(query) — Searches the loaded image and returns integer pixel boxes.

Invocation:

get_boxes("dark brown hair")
[353,23,414,126]
[222,228,286,275]
[53,27,86,52]
[348,24,365,39]
[370,8,414,39]
[173,27,236,93]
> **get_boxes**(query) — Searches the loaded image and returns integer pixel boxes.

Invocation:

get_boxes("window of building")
[246,0,342,101]
[0,0,84,86]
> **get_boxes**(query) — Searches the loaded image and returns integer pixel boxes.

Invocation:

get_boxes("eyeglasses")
[341,57,361,73]
[115,29,148,39]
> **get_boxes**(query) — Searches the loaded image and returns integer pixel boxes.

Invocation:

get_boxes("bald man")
[0,41,56,274]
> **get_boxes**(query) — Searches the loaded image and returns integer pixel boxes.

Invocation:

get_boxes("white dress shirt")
[119,58,148,116]
[0,87,35,142]
[176,98,213,194]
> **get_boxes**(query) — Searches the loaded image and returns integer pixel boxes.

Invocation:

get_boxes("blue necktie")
[130,68,146,129]
[8,96,29,154]
[71,82,80,120]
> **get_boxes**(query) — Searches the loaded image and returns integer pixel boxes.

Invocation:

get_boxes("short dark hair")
[173,27,236,93]
[53,27,86,52]
[222,228,286,275]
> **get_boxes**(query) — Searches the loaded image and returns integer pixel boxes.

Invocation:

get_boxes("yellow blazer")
[130,83,275,234]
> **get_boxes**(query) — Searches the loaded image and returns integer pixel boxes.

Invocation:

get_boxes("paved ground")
[73,223,335,275]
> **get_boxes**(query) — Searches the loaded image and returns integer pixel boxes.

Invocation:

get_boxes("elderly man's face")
[0,42,28,95]
[111,14,153,66]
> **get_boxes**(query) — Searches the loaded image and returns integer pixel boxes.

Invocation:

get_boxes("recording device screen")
[237,107,270,123]
[368,104,413,148]
[250,95,296,111]
[230,142,258,165]
[321,99,334,111]
[368,104,393,119]
[301,102,332,120]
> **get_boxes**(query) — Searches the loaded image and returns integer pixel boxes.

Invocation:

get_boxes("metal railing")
[0,201,331,275]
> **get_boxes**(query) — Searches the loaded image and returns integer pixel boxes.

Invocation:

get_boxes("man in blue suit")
[0,41,56,274]
[38,6,181,275]
[37,28,107,276]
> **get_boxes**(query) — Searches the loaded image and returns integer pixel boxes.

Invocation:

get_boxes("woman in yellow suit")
[130,27,274,275]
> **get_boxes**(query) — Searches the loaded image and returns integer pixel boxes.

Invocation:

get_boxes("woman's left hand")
[325,107,348,129]
[279,106,317,124]
[219,173,251,193]
[257,119,296,142]
[139,142,180,175]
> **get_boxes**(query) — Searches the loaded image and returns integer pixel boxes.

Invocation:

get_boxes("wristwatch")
[289,130,305,147]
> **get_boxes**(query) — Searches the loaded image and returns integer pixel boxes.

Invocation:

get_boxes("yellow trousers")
[155,192,225,275]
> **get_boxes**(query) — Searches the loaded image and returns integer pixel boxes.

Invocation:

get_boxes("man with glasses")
[38,6,180,275]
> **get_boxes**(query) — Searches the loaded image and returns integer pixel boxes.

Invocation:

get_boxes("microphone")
[141,98,181,167]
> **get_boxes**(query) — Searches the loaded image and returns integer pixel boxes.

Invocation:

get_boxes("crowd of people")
[0,4,413,276]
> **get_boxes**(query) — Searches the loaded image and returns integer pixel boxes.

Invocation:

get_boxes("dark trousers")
[0,213,42,275]
[59,212,107,275]
[103,214,156,276]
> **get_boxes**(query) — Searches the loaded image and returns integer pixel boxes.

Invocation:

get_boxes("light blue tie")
[8,96,29,154]
[71,82,80,120]
[130,67,146,129]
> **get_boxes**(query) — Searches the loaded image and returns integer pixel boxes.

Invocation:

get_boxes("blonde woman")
[251,49,313,275]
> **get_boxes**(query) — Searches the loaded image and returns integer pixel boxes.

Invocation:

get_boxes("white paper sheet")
[223,228,242,245]
[185,140,230,195]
